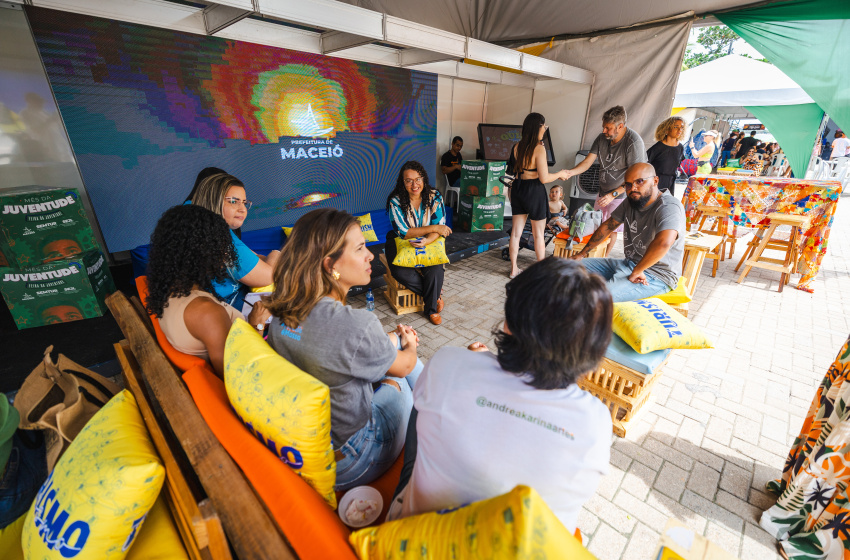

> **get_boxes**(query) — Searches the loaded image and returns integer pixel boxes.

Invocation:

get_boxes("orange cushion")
[182,365,357,560]
[136,276,206,372]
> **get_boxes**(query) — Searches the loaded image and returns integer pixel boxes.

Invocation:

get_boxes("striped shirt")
[388,190,446,237]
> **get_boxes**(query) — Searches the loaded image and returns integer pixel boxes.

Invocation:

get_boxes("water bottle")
[366,289,375,311]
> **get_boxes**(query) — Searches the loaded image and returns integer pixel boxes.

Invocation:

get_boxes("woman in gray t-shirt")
[264,208,424,490]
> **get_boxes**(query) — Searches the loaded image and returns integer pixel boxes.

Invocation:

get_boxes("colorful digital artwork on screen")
[26,7,437,252]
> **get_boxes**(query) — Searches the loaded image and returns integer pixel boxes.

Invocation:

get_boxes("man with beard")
[571,162,684,302]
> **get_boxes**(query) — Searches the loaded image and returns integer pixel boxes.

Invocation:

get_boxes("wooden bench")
[672,232,724,317]
[553,237,607,259]
[105,291,294,560]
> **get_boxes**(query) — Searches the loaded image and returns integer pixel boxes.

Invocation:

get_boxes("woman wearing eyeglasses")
[191,173,279,309]
[385,161,451,325]
[646,117,686,197]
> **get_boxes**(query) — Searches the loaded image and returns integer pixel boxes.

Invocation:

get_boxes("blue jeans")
[581,258,671,302]
[721,150,731,167]
[0,431,47,528]
[335,343,424,491]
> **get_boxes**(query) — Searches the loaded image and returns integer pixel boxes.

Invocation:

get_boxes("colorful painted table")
[683,175,841,292]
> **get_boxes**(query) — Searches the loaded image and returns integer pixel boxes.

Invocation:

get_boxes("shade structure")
[745,103,824,176]
[673,55,813,108]
[719,0,850,134]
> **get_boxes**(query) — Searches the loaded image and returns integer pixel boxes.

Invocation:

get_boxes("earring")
[332,270,341,280]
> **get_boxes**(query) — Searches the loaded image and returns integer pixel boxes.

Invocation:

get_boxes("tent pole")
[805,113,830,179]
[581,77,595,150]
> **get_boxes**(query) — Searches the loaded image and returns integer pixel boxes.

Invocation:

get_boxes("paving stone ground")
[351,193,850,559]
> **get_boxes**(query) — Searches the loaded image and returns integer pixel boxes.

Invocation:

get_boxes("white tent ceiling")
[335,0,769,43]
[674,54,813,108]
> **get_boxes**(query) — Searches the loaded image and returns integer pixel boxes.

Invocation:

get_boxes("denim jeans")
[580,258,671,302]
[721,150,731,167]
[334,342,424,491]
[0,431,47,529]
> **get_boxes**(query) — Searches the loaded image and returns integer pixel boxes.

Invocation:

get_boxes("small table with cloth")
[682,175,841,292]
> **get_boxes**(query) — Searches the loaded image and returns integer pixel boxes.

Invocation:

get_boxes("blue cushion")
[605,333,671,376]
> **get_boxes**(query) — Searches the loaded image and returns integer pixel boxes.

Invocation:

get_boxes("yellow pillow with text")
[392,236,449,268]
[21,390,164,560]
[225,319,336,508]
[356,214,378,243]
[613,298,712,354]
[349,485,592,560]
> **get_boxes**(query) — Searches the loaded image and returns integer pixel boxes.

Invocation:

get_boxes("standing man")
[735,130,759,158]
[440,136,464,187]
[571,163,685,302]
[720,131,738,167]
[565,106,646,256]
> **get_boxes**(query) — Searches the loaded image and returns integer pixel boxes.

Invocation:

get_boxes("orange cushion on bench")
[182,364,357,560]
[135,276,206,373]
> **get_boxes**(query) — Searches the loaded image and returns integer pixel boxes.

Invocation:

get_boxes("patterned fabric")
[760,336,850,559]
[683,175,841,292]
[741,156,765,176]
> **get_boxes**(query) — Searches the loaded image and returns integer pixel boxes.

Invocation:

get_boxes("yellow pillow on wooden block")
[613,298,712,354]
[392,237,449,268]
[655,277,692,305]
[349,485,593,559]
[22,390,164,560]
[356,214,378,243]
[224,318,337,508]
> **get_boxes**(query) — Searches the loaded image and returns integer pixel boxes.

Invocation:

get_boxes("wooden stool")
[670,232,723,317]
[378,254,425,315]
[578,356,668,438]
[736,212,810,292]
[694,205,734,277]
[553,238,607,259]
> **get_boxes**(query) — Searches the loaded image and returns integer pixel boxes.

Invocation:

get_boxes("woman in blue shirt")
[191,173,279,309]
[385,161,452,325]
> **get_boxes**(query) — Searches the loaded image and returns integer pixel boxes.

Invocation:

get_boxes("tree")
[682,26,742,70]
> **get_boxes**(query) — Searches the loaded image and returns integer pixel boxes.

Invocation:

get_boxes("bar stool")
[694,205,734,277]
[736,212,810,292]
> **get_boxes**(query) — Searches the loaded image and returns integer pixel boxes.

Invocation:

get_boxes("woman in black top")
[646,117,685,197]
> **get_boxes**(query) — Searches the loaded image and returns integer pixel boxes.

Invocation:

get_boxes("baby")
[547,184,568,234]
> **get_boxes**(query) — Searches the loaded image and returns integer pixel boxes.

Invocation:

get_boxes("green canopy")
[745,103,823,176]
[719,1,850,134]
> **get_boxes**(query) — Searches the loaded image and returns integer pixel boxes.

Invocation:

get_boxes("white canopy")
[674,55,813,108]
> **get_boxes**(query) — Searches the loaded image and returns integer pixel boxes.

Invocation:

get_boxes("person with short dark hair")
[735,130,759,158]
[564,106,647,257]
[831,131,850,160]
[38,299,83,324]
[720,131,739,167]
[572,162,685,302]
[439,136,464,187]
[387,257,613,533]
[39,232,83,263]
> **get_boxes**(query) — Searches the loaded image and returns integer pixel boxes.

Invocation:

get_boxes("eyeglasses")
[404,177,424,186]
[224,197,253,210]
[624,176,656,189]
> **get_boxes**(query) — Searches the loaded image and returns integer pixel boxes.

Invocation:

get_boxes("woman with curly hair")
[146,205,267,376]
[264,208,424,490]
[385,161,452,325]
[191,172,279,309]
[646,117,686,196]
[387,258,613,533]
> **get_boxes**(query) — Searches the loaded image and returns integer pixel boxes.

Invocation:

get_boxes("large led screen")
[26,7,437,252]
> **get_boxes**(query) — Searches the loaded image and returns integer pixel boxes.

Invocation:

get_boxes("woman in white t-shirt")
[831,131,850,160]
[388,258,614,532]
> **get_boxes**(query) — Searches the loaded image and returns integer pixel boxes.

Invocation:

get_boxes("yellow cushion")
[0,512,25,560]
[349,485,593,559]
[613,298,713,354]
[125,495,188,560]
[224,318,337,508]
[250,284,274,293]
[391,237,449,268]
[282,226,293,237]
[655,277,692,305]
[22,390,164,560]
[356,214,378,243]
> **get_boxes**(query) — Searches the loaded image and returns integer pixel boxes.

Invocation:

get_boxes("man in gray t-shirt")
[571,163,685,302]
[567,106,647,256]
